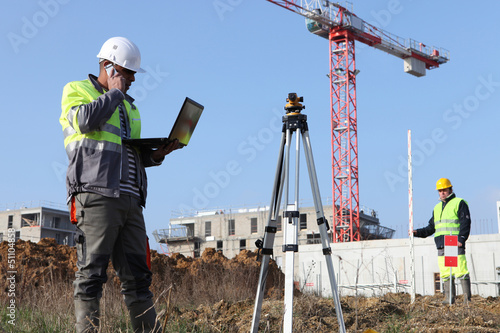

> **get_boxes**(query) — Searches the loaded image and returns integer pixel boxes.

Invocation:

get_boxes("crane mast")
[267,0,449,242]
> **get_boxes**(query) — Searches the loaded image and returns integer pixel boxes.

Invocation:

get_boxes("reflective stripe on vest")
[433,197,464,237]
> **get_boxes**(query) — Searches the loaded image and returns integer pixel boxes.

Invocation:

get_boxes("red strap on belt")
[146,237,151,270]
[70,197,78,224]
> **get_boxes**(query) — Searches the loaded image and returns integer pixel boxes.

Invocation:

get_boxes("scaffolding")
[152,225,196,256]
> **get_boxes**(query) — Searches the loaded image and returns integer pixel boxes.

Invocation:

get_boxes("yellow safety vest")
[61,79,141,153]
[433,197,465,238]
[60,77,146,201]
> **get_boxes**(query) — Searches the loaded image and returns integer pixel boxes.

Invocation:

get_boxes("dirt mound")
[0,239,282,303]
[0,238,76,293]
[149,247,283,304]
[1,239,499,332]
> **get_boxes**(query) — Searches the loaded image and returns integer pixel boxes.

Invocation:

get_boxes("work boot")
[442,278,456,304]
[74,299,100,333]
[128,300,162,333]
[461,278,472,304]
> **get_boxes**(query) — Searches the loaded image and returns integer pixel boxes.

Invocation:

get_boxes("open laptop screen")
[123,97,204,148]
[170,97,204,147]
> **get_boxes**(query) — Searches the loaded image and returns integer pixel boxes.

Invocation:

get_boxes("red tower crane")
[267,0,449,242]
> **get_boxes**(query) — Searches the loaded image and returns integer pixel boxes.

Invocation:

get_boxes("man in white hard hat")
[413,178,472,304]
[60,37,177,332]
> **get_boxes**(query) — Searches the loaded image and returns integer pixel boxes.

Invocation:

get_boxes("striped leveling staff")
[444,235,459,267]
[444,235,458,305]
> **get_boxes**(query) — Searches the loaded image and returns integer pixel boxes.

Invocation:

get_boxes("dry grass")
[0,240,282,332]
[1,240,499,332]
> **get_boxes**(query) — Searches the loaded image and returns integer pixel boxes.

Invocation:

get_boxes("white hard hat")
[96,37,145,73]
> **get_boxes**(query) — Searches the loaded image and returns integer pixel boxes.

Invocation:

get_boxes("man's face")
[438,187,452,201]
[112,64,136,92]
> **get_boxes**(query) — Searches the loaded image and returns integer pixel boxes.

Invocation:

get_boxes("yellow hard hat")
[436,178,452,190]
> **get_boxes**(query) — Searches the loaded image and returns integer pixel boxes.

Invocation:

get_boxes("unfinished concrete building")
[0,203,75,246]
[153,204,394,261]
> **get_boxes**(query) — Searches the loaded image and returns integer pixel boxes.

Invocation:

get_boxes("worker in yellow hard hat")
[412,178,472,304]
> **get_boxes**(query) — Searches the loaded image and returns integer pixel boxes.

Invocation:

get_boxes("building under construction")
[0,202,75,246]
[153,203,394,260]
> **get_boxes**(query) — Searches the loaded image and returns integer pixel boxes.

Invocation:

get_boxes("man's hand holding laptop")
[151,139,180,163]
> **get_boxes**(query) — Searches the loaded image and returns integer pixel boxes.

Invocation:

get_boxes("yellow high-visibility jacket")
[415,193,471,250]
[60,74,158,205]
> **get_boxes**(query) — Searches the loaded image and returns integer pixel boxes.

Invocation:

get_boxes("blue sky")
[1,1,499,250]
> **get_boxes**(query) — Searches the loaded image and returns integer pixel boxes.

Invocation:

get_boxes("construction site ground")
[1,239,499,332]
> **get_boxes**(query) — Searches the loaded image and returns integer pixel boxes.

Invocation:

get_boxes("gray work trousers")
[72,192,154,307]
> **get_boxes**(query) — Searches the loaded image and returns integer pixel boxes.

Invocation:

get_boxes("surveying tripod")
[250,93,346,333]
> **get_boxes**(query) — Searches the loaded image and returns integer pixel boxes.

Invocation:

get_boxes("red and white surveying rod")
[444,234,458,304]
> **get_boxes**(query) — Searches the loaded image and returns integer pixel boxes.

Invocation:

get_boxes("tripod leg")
[302,130,346,333]
[250,129,287,333]
[283,205,298,332]
[282,127,301,332]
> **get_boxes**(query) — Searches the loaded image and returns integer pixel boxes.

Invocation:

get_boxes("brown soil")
[1,239,499,332]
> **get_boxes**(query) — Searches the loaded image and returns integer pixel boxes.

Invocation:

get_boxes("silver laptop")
[123,97,204,149]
